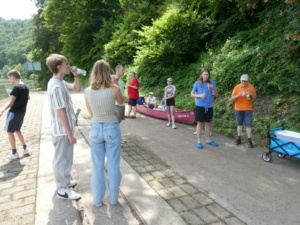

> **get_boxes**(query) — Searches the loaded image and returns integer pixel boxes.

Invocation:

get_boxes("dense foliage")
[1,0,299,145]
[0,18,34,78]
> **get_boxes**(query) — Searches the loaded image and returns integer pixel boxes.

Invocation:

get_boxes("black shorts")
[128,99,137,106]
[195,106,213,123]
[4,112,25,132]
[166,98,175,106]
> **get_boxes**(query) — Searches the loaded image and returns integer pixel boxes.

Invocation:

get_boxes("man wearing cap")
[231,74,257,148]
[147,92,157,109]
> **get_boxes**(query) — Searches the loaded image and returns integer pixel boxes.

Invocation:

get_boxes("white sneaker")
[172,124,176,129]
[6,152,19,160]
[68,180,77,188]
[193,131,197,135]
[95,203,102,207]
[166,122,171,127]
[57,187,81,200]
[23,148,30,156]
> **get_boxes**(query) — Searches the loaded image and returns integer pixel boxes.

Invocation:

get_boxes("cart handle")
[270,127,284,131]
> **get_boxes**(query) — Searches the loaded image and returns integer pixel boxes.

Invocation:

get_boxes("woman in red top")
[126,72,139,118]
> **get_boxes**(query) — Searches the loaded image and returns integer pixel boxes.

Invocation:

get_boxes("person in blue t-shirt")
[191,69,218,149]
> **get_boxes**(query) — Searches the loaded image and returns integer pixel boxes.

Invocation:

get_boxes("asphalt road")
[120,111,300,225]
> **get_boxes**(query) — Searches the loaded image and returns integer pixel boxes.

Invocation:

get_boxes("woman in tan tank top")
[84,60,123,207]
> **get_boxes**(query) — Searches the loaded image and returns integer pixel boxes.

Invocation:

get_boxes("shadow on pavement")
[0,159,25,181]
[47,192,81,225]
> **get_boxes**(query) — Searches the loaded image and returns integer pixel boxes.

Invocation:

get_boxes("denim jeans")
[235,110,253,127]
[89,122,122,205]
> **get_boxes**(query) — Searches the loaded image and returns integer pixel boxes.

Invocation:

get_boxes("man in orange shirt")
[231,74,257,148]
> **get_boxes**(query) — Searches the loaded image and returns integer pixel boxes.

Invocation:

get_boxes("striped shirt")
[86,87,118,123]
[47,78,76,136]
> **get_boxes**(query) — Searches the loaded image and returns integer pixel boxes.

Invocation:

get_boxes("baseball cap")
[167,77,173,82]
[149,92,153,95]
[240,74,249,81]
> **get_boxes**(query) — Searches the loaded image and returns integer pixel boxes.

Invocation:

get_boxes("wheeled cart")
[262,124,300,162]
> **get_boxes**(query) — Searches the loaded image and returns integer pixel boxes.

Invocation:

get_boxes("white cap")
[240,74,249,81]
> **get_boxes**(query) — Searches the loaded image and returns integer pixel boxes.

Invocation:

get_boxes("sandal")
[206,141,218,147]
[196,143,203,149]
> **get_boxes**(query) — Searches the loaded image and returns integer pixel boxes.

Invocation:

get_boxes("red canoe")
[136,104,195,124]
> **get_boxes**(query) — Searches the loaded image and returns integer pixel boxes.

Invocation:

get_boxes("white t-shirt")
[147,96,156,104]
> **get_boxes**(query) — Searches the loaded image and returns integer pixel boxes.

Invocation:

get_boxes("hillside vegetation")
[0,18,34,79]
[1,0,299,146]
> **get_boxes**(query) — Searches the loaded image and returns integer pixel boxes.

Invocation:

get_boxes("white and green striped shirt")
[47,78,76,136]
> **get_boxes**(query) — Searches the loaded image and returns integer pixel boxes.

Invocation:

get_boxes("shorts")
[128,99,137,106]
[166,98,175,106]
[4,112,25,132]
[235,110,252,127]
[149,104,155,109]
[195,106,213,123]
[115,105,125,121]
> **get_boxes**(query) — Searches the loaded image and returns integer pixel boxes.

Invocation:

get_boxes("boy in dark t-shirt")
[0,70,30,160]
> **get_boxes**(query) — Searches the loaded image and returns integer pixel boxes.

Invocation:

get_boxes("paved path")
[1,92,300,225]
[0,93,43,225]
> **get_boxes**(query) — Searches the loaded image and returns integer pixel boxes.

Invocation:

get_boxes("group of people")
[0,53,256,207]
[190,69,257,149]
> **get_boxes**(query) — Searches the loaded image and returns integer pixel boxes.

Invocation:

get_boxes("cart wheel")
[277,153,286,158]
[262,152,272,162]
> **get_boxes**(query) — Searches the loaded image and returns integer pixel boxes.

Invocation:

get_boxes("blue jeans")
[89,122,122,205]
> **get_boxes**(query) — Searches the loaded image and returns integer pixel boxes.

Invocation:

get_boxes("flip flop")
[206,141,218,147]
[196,143,203,149]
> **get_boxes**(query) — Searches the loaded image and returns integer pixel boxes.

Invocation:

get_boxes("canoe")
[136,104,195,124]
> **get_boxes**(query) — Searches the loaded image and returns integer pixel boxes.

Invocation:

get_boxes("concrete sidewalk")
[1,91,300,225]
[35,92,185,225]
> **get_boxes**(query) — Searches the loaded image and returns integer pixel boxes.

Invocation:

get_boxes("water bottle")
[70,66,87,76]
[246,88,251,100]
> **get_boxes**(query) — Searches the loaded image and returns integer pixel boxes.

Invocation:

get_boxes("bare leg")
[195,123,199,133]
[205,122,211,142]
[237,125,242,136]
[15,130,26,145]
[127,105,132,117]
[246,127,252,138]
[167,106,171,123]
[170,105,175,125]
[7,132,16,149]
[197,122,203,143]
[133,106,137,117]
